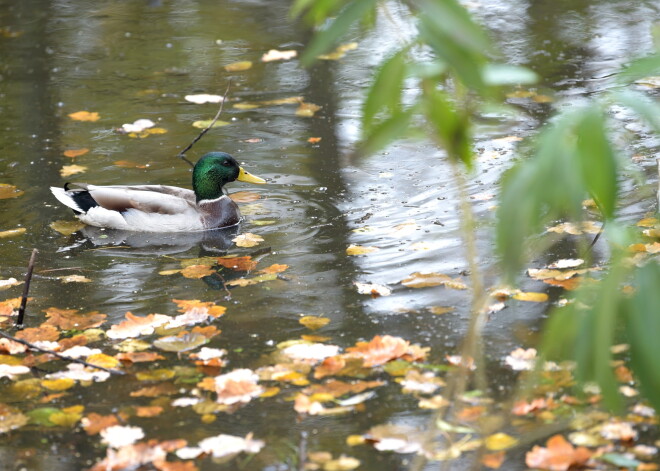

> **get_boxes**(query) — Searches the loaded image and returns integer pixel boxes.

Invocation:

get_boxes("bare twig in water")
[16,248,38,327]
[177,80,232,168]
[0,331,125,376]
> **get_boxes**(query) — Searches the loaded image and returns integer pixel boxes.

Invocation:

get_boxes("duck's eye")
[222,160,232,167]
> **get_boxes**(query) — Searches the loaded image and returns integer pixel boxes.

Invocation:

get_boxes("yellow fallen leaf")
[85,353,120,369]
[63,148,89,158]
[224,60,253,72]
[158,269,182,276]
[127,127,168,139]
[259,264,288,274]
[232,232,264,248]
[41,378,75,391]
[346,244,379,255]
[512,292,548,302]
[401,272,451,288]
[299,316,330,330]
[318,42,358,60]
[485,433,518,451]
[0,228,26,238]
[191,120,229,129]
[346,435,366,446]
[50,220,85,235]
[429,306,454,315]
[60,165,87,177]
[638,218,660,228]
[68,111,100,122]
[0,183,24,199]
[50,405,84,427]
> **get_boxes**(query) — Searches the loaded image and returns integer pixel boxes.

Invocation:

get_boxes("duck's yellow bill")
[237,167,266,184]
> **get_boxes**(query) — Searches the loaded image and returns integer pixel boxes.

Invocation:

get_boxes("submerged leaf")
[0,184,24,199]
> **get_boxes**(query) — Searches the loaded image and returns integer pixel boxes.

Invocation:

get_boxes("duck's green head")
[192,152,265,202]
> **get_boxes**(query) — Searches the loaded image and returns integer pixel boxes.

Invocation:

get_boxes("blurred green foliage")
[292,0,660,412]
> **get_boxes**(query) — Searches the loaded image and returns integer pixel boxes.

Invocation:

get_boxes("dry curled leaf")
[0,183,24,199]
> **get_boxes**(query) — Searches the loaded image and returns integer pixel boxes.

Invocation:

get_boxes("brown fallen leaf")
[346,335,428,367]
[259,264,288,274]
[81,413,119,435]
[299,316,330,330]
[216,256,258,271]
[180,264,215,279]
[44,307,106,330]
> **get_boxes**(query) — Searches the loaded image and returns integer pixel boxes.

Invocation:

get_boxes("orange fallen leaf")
[63,148,89,158]
[171,299,226,318]
[15,325,59,342]
[135,406,163,418]
[216,256,258,271]
[481,451,506,469]
[116,352,165,364]
[525,434,592,471]
[114,160,148,169]
[307,137,322,143]
[346,335,428,367]
[259,264,288,274]
[44,307,106,330]
[180,264,215,279]
[81,413,119,435]
[68,111,100,122]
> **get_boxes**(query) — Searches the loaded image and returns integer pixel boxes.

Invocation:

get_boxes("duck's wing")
[53,184,196,215]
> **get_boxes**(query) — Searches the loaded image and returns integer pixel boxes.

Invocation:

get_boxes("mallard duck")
[50,152,265,232]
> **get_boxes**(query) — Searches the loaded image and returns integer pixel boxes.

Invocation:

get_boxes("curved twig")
[177,80,232,167]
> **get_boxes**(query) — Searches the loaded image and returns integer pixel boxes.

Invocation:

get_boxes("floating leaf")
[181,264,215,279]
[115,352,165,364]
[216,256,257,271]
[296,102,322,117]
[81,413,119,435]
[192,119,229,129]
[127,127,167,138]
[259,264,288,274]
[261,49,297,62]
[114,160,149,169]
[119,118,155,133]
[0,364,30,380]
[428,306,454,315]
[176,432,264,460]
[60,165,87,177]
[308,137,322,143]
[224,61,253,72]
[347,335,428,367]
[50,220,85,235]
[63,148,89,158]
[299,316,330,330]
[0,228,26,238]
[401,272,467,290]
[86,353,120,369]
[0,184,24,199]
[210,369,263,405]
[100,425,145,448]
[106,312,170,339]
[185,94,223,104]
[354,282,391,297]
[318,42,358,60]
[59,275,91,283]
[232,232,264,247]
[44,307,106,330]
[227,273,277,287]
[525,435,592,470]
[485,433,518,451]
[512,292,549,302]
[41,378,75,391]
[0,278,21,290]
[154,332,209,352]
[346,244,379,255]
[68,111,100,122]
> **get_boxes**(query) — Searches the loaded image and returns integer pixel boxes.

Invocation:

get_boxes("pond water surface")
[0,1,658,470]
